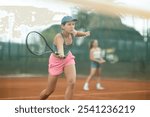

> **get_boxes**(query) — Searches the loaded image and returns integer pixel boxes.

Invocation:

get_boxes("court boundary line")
[0,90,150,100]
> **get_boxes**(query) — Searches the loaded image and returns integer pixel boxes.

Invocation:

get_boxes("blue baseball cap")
[61,16,78,24]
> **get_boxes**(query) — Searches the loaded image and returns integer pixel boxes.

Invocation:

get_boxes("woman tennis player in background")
[83,39,105,91]
[40,16,90,100]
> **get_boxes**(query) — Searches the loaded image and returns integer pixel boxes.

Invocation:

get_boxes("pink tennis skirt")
[48,51,75,76]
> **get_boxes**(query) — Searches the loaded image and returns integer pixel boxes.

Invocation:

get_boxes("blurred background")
[0,0,150,80]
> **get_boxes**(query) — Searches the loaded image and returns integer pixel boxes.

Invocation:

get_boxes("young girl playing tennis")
[40,16,90,100]
[83,39,105,91]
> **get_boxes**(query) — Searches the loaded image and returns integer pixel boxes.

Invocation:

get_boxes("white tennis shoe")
[96,83,104,90]
[83,83,89,91]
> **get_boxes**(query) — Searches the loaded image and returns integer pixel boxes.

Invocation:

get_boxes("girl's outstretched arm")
[71,30,90,37]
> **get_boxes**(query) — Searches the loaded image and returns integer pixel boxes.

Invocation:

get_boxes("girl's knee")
[67,79,76,88]
[40,89,55,100]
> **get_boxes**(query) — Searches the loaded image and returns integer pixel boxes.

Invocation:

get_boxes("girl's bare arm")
[72,30,90,37]
[55,34,65,58]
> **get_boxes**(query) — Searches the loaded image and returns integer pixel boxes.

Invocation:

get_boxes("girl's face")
[61,21,75,33]
[92,40,98,47]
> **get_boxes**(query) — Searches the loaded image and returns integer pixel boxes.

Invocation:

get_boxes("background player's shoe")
[83,82,89,91]
[96,83,104,90]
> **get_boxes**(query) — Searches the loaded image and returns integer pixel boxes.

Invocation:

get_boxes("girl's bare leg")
[83,68,97,91]
[64,64,76,100]
[39,75,60,100]
[85,68,97,83]
[96,68,104,90]
[96,68,101,83]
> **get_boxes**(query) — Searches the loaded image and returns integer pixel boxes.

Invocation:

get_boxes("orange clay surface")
[0,76,150,100]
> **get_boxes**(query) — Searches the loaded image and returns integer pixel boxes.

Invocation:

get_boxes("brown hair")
[89,39,99,49]
[89,40,94,49]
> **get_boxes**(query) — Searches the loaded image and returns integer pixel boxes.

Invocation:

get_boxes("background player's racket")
[26,31,58,56]
[101,48,119,64]
[93,48,119,64]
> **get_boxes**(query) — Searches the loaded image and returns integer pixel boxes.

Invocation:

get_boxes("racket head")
[106,54,119,64]
[26,31,53,56]
[102,48,119,64]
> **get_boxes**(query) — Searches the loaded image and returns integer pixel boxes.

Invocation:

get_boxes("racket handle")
[54,52,59,55]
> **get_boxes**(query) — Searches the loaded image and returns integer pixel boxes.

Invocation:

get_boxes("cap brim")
[72,19,78,22]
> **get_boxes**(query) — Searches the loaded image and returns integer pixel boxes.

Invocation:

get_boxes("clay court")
[0,0,150,101]
[0,76,150,100]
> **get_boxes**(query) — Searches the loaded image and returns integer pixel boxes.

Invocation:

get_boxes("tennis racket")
[105,54,119,64]
[26,31,58,56]
[101,48,119,64]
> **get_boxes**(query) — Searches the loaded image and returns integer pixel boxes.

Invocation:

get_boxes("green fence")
[0,30,150,80]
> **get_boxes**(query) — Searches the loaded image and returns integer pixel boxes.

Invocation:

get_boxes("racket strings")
[27,33,47,55]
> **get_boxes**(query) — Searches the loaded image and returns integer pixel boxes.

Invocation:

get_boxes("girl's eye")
[71,23,75,25]
[72,22,75,25]
[67,22,75,26]
[67,23,71,26]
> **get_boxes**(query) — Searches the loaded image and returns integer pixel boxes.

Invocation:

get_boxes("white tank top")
[93,50,101,59]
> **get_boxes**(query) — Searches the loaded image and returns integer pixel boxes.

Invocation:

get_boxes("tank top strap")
[60,32,64,41]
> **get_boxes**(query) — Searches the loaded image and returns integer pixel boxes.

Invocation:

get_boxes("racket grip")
[54,52,66,59]
[54,52,59,55]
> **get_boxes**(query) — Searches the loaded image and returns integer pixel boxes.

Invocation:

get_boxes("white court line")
[0,90,150,100]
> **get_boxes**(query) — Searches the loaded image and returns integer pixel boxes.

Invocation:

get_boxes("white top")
[93,50,101,59]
